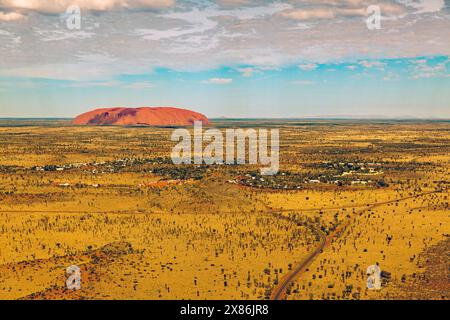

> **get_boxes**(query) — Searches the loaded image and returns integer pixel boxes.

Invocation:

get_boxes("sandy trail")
[269,190,444,300]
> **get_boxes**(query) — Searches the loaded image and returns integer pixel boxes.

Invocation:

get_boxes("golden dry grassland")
[0,120,448,300]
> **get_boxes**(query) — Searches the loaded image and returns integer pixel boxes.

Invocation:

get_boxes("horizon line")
[0,117,449,121]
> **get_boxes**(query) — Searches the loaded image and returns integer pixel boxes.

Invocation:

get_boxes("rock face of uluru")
[72,107,210,126]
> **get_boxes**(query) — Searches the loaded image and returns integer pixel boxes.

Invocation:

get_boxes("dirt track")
[269,190,444,300]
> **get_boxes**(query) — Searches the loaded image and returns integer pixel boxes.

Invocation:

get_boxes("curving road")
[269,190,445,300]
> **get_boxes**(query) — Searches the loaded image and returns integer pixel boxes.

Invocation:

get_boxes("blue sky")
[0,0,449,118]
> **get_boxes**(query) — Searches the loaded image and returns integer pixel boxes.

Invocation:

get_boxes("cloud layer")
[0,0,174,13]
[0,0,448,80]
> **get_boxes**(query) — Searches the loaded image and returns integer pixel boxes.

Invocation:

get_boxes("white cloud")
[238,67,258,77]
[0,1,449,81]
[0,11,25,21]
[124,81,154,89]
[0,52,150,81]
[411,58,448,79]
[34,29,95,42]
[134,2,290,43]
[359,60,386,69]
[205,78,233,84]
[279,8,335,21]
[217,0,253,7]
[0,0,174,14]
[134,8,218,41]
[298,63,318,71]
[1,64,113,81]
[401,0,445,14]
[278,2,407,21]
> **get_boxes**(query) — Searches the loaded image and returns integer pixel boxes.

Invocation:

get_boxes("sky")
[0,0,449,118]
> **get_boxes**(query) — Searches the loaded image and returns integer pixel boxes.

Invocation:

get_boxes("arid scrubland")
[0,120,448,300]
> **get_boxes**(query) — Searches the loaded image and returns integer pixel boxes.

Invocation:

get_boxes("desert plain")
[0,119,448,300]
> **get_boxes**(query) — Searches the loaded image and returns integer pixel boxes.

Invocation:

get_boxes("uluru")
[72,107,210,126]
